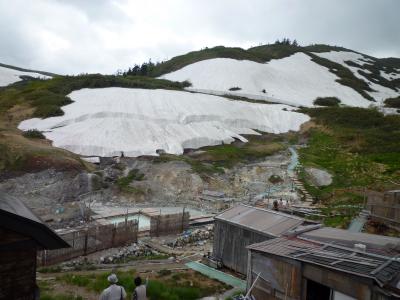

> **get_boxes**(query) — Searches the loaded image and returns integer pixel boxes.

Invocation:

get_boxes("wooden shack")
[246,229,400,300]
[213,204,317,274]
[0,192,69,300]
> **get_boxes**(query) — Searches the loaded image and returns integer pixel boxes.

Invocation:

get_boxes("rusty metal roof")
[248,237,400,293]
[215,204,305,237]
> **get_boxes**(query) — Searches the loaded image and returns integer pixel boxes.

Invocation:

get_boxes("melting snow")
[18,88,310,157]
[313,51,399,103]
[380,70,400,81]
[0,66,51,87]
[160,53,373,107]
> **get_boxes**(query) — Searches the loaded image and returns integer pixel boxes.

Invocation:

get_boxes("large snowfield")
[0,66,51,86]
[19,88,309,157]
[161,52,399,107]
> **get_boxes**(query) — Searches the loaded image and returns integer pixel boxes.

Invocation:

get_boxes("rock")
[167,227,214,248]
[305,167,333,186]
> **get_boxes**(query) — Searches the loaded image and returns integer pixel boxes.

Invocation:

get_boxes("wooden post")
[83,229,88,256]
[182,207,186,233]
[111,225,116,247]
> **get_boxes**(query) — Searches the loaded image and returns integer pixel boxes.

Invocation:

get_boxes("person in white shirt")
[132,276,147,300]
[99,273,127,300]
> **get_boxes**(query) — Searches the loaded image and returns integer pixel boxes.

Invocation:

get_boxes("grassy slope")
[298,107,400,227]
[0,75,189,176]
[41,269,229,300]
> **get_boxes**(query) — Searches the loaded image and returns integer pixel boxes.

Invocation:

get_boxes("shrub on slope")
[22,129,45,139]
[384,96,400,108]
[313,97,341,106]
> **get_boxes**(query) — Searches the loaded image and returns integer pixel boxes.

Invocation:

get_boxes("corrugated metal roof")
[248,236,400,292]
[215,204,305,236]
[248,236,320,256]
[300,227,400,256]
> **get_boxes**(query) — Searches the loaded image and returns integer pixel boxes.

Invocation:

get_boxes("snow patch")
[313,51,399,103]
[380,70,400,81]
[160,53,373,107]
[19,88,310,157]
[0,66,51,87]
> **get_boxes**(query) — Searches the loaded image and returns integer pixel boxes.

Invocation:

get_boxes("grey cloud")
[0,0,399,74]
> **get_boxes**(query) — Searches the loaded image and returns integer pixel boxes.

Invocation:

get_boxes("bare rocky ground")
[0,149,296,227]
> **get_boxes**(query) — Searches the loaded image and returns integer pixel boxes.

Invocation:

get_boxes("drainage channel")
[185,261,246,290]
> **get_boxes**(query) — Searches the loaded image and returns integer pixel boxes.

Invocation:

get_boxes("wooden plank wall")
[367,190,400,226]
[213,220,271,274]
[149,212,190,237]
[38,220,138,266]
[248,251,302,300]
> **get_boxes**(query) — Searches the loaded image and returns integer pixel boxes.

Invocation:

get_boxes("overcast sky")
[1,0,399,75]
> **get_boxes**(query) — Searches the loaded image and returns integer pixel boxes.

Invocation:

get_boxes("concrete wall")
[213,220,272,274]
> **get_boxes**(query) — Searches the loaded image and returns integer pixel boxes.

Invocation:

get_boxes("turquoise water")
[348,216,367,232]
[288,146,299,174]
[185,261,246,290]
[109,214,151,230]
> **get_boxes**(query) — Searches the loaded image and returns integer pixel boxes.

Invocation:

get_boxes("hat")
[107,274,118,283]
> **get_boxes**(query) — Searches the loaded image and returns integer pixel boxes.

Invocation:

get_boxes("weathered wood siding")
[39,219,138,266]
[367,190,400,226]
[248,251,302,300]
[0,228,37,300]
[213,219,272,274]
[150,212,190,237]
[246,251,390,300]
[303,264,372,300]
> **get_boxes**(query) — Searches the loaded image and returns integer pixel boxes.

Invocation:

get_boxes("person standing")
[132,276,147,300]
[99,273,127,300]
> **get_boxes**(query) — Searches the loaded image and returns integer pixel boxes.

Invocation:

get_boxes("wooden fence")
[149,211,190,237]
[39,220,138,266]
[366,190,400,227]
